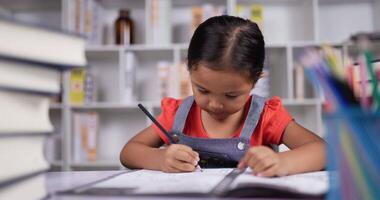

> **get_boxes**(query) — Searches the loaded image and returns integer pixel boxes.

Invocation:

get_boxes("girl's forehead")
[190,65,253,88]
[191,63,252,82]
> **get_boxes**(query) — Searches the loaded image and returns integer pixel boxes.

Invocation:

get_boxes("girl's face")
[190,64,254,121]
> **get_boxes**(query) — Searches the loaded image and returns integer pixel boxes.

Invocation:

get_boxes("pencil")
[138,103,202,171]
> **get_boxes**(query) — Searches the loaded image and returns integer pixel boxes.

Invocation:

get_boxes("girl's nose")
[209,99,224,110]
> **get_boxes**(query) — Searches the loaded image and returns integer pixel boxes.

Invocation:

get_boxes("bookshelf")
[1,0,379,171]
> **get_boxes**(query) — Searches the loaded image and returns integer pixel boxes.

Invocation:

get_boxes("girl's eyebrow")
[194,83,208,90]
[195,82,243,95]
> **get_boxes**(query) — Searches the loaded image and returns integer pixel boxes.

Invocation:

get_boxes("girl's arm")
[278,121,326,175]
[120,126,200,172]
[120,126,165,170]
[238,121,325,177]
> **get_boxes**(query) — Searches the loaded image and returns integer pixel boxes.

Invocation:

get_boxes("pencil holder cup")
[323,108,380,200]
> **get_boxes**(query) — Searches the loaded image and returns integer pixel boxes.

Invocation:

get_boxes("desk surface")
[46,170,323,200]
[46,170,225,200]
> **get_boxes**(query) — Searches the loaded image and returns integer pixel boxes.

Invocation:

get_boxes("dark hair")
[187,15,265,83]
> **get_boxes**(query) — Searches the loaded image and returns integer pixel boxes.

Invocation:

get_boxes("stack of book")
[0,18,86,199]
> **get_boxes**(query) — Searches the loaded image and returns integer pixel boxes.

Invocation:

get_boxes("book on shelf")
[0,18,87,68]
[63,168,328,198]
[191,4,226,33]
[148,0,172,45]
[157,61,171,99]
[69,68,97,105]
[179,61,192,98]
[72,112,99,162]
[294,63,305,100]
[69,0,104,45]
[235,4,263,31]
[121,52,137,103]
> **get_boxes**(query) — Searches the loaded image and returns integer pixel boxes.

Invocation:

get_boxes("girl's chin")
[208,112,229,121]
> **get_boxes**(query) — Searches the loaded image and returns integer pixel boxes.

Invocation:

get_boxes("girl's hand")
[237,146,288,177]
[160,144,200,173]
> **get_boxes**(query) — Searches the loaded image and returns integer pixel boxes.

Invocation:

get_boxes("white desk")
[45,170,325,200]
[46,170,223,200]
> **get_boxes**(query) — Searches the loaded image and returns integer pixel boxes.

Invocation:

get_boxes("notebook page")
[229,170,328,195]
[91,168,233,194]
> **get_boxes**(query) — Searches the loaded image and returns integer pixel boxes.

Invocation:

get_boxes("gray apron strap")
[239,94,266,141]
[172,96,194,133]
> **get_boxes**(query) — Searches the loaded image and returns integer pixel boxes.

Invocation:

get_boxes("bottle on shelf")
[114,9,134,45]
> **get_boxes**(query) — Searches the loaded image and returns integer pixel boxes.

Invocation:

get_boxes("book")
[69,68,86,105]
[148,0,171,45]
[0,18,86,68]
[0,172,47,200]
[250,4,264,31]
[179,61,192,98]
[121,52,137,103]
[0,90,53,134]
[63,168,328,198]
[235,4,263,31]
[294,63,305,99]
[69,0,104,45]
[0,135,49,184]
[157,61,170,99]
[0,58,61,94]
[72,112,99,162]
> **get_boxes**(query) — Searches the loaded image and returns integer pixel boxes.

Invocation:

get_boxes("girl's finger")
[251,156,274,174]
[174,150,198,165]
[171,160,196,172]
[256,165,277,177]
[177,145,200,161]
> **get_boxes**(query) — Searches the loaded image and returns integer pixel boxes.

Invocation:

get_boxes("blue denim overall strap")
[171,95,266,167]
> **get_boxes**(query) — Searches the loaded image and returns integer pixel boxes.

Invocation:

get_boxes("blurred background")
[0,0,379,173]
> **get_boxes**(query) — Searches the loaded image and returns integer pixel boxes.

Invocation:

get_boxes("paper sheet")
[91,169,328,195]
[92,168,233,194]
[230,170,328,195]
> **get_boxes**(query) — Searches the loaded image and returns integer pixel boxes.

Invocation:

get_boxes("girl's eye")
[198,89,208,94]
[226,94,238,99]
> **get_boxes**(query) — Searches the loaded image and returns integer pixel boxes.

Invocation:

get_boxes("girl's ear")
[258,71,265,79]
[251,71,264,89]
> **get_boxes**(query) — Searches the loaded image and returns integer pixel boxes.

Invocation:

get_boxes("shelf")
[70,101,160,110]
[0,0,61,12]
[282,98,323,106]
[70,160,121,168]
[85,42,350,52]
[85,45,124,52]
[50,160,63,167]
[49,103,63,110]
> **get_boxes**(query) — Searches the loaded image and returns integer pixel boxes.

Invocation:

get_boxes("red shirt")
[152,96,293,146]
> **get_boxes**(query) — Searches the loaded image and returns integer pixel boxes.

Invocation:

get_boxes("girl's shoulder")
[160,97,185,113]
[264,96,283,108]
[262,96,290,116]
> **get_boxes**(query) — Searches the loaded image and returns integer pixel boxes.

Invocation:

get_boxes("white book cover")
[0,59,61,94]
[121,52,137,103]
[89,168,328,197]
[0,173,47,199]
[0,19,86,67]
[0,136,49,184]
[0,90,53,133]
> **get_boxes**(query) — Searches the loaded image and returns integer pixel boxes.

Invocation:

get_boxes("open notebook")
[60,168,328,198]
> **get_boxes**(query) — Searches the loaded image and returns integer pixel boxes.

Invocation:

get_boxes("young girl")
[120,15,325,177]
